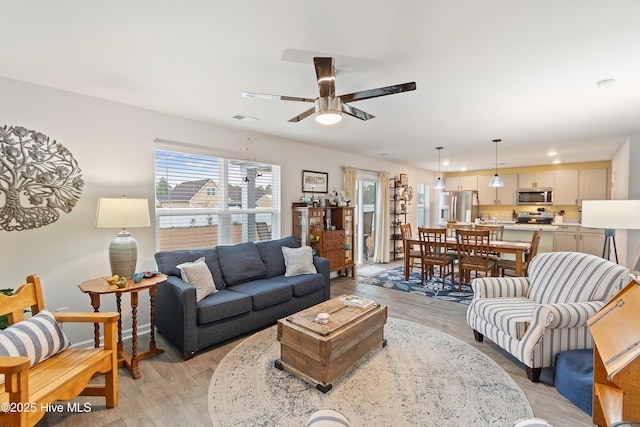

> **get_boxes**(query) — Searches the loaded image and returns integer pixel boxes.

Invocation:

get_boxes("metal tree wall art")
[0,125,84,231]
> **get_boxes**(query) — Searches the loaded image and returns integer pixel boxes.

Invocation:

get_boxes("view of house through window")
[155,149,281,251]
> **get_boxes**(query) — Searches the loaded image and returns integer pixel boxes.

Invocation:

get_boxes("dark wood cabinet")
[292,205,355,278]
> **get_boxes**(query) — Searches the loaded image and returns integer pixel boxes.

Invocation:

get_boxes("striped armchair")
[466,251,629,382]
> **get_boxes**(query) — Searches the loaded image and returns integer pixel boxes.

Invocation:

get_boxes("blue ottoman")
[554,349,593,416]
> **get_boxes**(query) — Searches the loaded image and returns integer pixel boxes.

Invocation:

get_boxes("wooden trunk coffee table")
[275,295,387,392]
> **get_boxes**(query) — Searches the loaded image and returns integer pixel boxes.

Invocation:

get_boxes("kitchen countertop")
[439,221,586,231]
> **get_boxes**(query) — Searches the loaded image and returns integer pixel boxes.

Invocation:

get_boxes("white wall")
[0,77,435,343]
[611,138,640,269]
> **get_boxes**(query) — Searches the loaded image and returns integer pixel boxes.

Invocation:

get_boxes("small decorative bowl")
[315,312,331,324]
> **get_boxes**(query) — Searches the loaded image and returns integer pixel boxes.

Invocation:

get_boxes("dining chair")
[417,227,456,288]
[400,223,421,274]
[445,222,472,238]
[475,223,505,263]
[455,229,496,291]
[497,228,542,277]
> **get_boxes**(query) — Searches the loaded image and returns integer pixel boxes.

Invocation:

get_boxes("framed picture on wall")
[399,173,409,186]
[302,170,328,193]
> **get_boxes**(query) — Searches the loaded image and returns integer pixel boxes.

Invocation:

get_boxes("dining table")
[403,236,531,281]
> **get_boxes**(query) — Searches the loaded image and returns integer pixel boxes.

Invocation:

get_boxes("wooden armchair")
[0,275,119,427]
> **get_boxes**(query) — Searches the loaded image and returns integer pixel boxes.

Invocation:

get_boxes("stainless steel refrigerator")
[438,191,479,224]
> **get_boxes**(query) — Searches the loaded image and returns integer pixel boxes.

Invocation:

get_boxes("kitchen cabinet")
[553,225,604,256]
[519,171,554,189]
[445,175,478,191]
[553,168,608,206]
[478,174,518,205]
[553,170,579,205]
[292,205,355,277]
[579,168,608,204]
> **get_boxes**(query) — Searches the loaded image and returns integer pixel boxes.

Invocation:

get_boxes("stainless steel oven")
[517,188,553,205]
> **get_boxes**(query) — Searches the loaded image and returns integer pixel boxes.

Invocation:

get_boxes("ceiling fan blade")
[288,106,316,122]
[314,57,336,98]
[242,92,315,103]
[342,103,375,121]
[339,82,417,104]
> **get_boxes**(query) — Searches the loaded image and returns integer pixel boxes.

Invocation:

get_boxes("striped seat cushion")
[0,309,71,384]
[471,298,540,339]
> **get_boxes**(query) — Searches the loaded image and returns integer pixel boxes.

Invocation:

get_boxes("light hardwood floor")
[40,266,593,426]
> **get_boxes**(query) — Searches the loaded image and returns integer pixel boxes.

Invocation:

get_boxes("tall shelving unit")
[292,204,355,278]
[390,179,409,260]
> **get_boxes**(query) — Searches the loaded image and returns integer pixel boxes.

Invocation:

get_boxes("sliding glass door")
[355,174,377,264]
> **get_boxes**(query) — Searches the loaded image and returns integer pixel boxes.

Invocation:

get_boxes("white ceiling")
[2,0,638,172]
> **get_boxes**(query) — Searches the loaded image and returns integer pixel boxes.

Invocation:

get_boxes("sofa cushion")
[201,248,226,288]
[228,279,293,310]
[176,257,218,302]
[256,236,299,278]
[155,249,206,278]
[277,273,326,297]
[471,297,539,339]
[156,248,226,287]
[197,289,253,324]
[217,242,267,286]
[282,246,317,276]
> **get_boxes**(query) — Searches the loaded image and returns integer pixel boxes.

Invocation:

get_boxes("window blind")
[154,149,281,251]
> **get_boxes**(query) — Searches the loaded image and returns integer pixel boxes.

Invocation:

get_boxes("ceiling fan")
[242,57,417,125]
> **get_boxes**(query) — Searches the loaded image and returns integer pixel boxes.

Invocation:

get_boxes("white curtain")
[343,166,358,261]
[374,171,390,263]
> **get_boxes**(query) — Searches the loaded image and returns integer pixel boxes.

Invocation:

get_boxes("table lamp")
[581,200,640,264]
[96,197,150,279]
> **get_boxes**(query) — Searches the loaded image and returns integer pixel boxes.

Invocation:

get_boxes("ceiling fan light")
[315,97,342,125]
[315,111,342,125]
[489,174,504,188]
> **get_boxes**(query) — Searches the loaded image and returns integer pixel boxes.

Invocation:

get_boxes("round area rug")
[208,318,533,426]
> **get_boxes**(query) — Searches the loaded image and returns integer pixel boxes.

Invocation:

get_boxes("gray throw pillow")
[217,242,267,285]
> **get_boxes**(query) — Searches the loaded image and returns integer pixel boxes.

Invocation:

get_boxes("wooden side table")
[78,274,167,379]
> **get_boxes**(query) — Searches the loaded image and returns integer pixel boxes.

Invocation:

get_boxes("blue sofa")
[154,236,330,359]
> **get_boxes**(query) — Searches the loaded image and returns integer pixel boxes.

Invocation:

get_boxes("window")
[416,183,429,227]
[155,149,281,251]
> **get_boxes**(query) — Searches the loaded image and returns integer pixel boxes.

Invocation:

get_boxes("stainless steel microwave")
[517,188,553,205]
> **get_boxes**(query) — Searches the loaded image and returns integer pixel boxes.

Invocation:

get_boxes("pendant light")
[434,147,446,190]
[489,139,504,188]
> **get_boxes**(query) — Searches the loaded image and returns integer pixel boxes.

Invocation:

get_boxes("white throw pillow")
[176,257,218,302]
[282,246,317,277]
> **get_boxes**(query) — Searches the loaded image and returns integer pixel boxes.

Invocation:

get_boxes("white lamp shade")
[489,174,504,188]
[434,177,446,190]
[96,198,151,229]
[581,200,640,229]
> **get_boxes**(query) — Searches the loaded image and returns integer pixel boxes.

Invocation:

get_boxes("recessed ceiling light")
[460,167,467,171]
[552,159,561,164]
[380,153,388,156]
[442,160,450,166]
[596,79,616,88]
[547,151,557,156]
